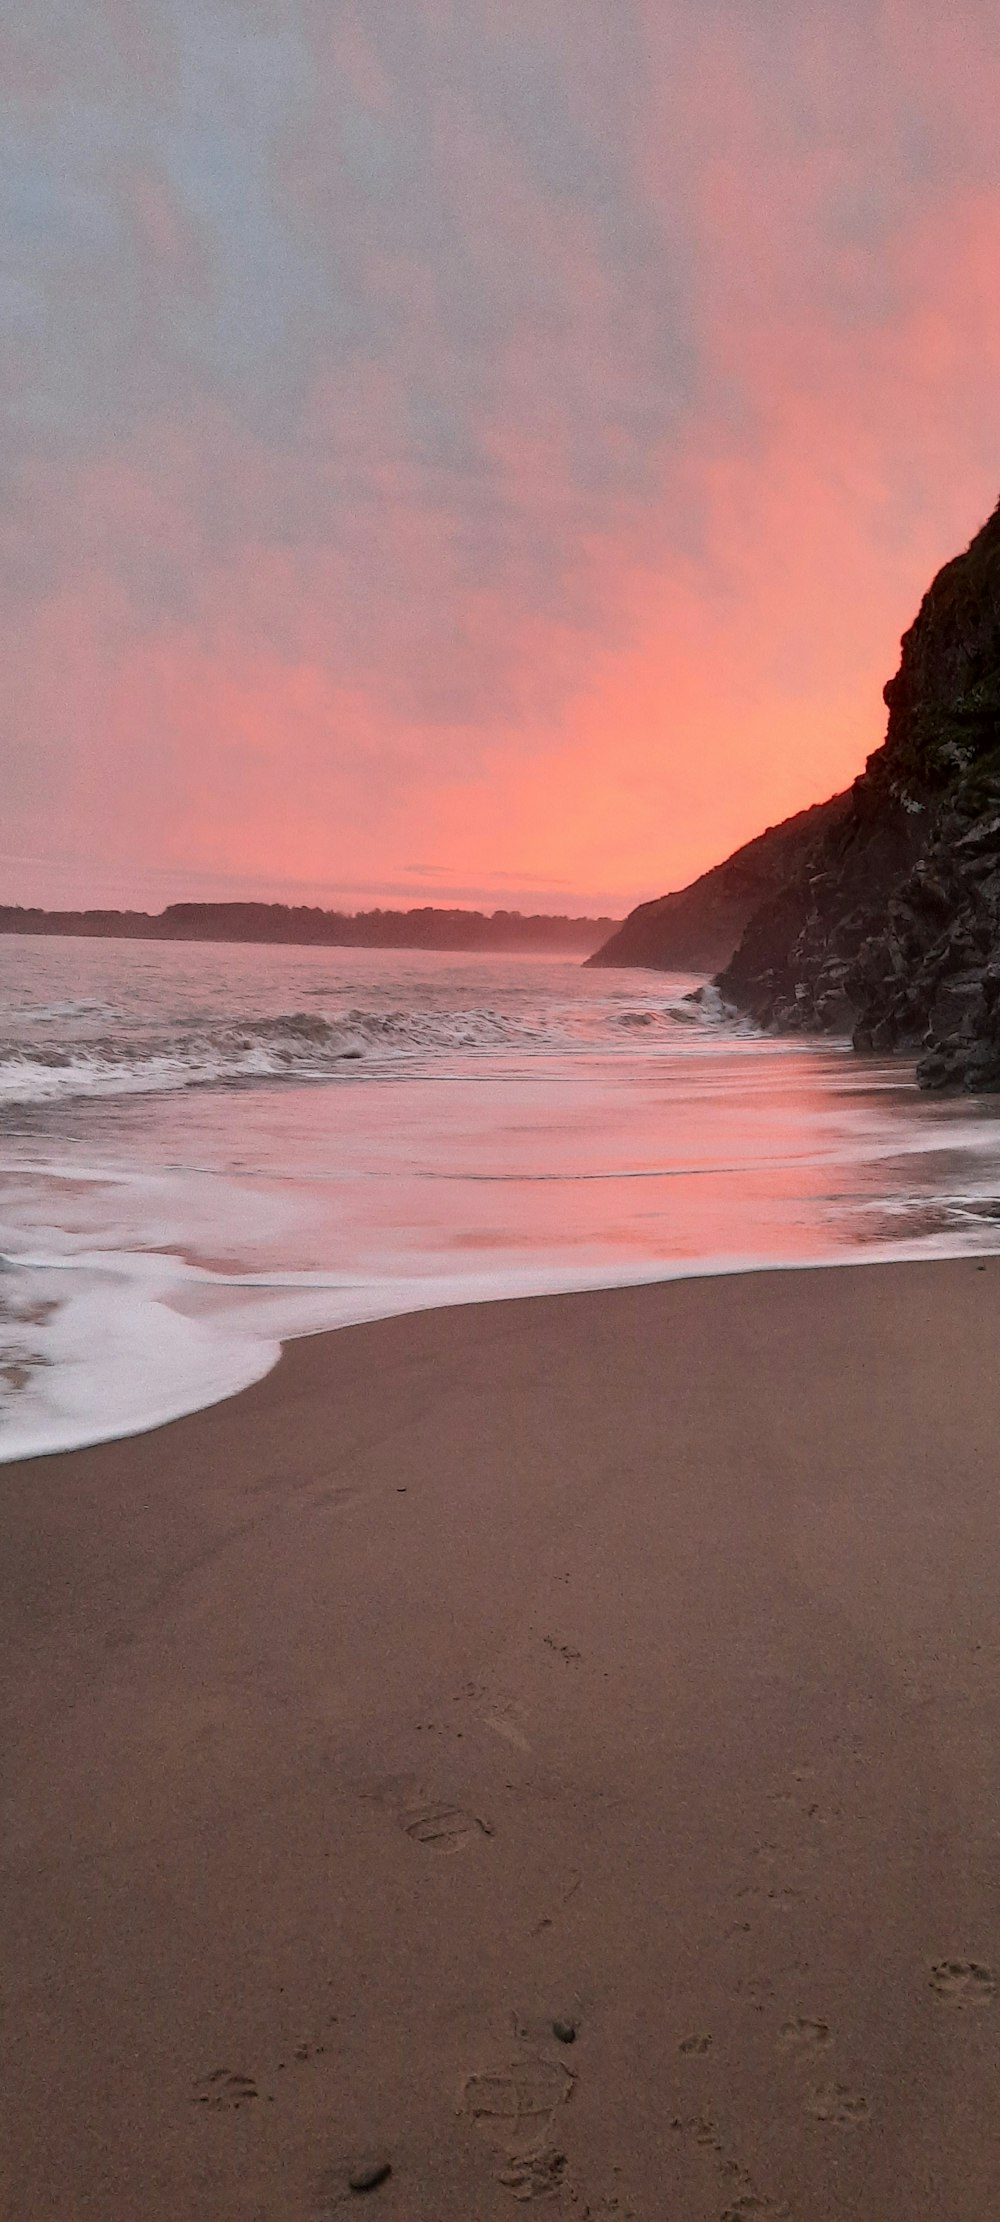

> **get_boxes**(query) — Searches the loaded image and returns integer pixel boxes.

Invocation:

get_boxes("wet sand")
[3,1258,1000,2219]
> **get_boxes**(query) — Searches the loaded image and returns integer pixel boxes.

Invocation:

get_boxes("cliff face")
[586,793,849,973]
[717,498,1000,1088]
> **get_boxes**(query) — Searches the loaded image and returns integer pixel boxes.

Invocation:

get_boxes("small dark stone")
[552,2019,576,2044]
[348,2160,392,2194]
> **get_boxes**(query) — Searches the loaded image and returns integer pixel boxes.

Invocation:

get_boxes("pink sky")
[3,2,999,914]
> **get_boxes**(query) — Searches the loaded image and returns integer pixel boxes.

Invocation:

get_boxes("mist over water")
[3,935,1000,1462]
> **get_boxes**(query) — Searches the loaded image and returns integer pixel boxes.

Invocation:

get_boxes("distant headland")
[0,900,618,956]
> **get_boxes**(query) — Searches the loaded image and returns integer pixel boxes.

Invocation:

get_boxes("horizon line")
[1,894,623,924]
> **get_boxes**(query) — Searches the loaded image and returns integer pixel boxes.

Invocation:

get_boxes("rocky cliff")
[717,497,1000,1088]
[586,792,849,973]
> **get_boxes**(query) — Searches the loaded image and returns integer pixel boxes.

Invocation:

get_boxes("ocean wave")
[0,1008,520,1104]
[0,995,738,1106]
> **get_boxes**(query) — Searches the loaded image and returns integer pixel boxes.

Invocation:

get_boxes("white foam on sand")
[2,1244,681,1462]
[0,1254,282,1463]
[4,1228,999,1465]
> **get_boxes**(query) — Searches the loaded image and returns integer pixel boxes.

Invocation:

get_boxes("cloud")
[2,0,999,908]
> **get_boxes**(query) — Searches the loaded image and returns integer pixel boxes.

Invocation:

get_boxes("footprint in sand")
[803,2081,870,2126]
[485,1703,533,1753]
[543,1635,582,1664]
[720,2195,789,2221]
[308,1483,364,1514]
[768,1773,835,1829]
[735,1883,801,1913]
[496,2144,568,2201]
[672,2123,788,2218]
[930,1959,996,2006]
[401,1793,494,1853]
[735,1976,773,2012]
[461,2054,575,2153]
[670,2110,724,2153]
[192,2068,259,2110]
[777,2016,830,2052]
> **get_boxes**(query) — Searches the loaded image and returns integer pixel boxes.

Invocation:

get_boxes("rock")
[552,2019,577,2044]
[956,815,1000,852]
[348,2160,392,2193]
[929,974,982,1036]
[712,497,1000,1089]
[585,792,850,973]
[966,1059,1000,1092]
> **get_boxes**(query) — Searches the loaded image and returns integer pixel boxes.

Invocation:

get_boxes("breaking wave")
[3,938,1000,1464]
[0,993,736,1106]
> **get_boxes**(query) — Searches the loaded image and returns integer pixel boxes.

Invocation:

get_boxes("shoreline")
[4,1257,1000,2216]
[4,1237,998,1468]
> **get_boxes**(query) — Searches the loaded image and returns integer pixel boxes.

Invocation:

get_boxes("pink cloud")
[3,4,999,912]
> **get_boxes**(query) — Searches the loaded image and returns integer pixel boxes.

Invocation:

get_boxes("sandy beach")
[3,1257,1000,2219]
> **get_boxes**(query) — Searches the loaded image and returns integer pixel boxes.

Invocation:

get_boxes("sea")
[3,933,1000,1463]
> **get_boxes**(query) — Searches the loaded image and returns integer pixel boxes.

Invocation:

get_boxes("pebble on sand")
[348,2160,392,2193]
[552,2019,577,2044]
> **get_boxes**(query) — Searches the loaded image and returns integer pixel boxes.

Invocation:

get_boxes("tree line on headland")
[0,900,617,956]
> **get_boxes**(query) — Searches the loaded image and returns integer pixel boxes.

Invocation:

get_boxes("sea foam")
[3,937,999,1463]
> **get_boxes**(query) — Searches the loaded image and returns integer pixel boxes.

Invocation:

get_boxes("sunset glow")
[4,3,999,912]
